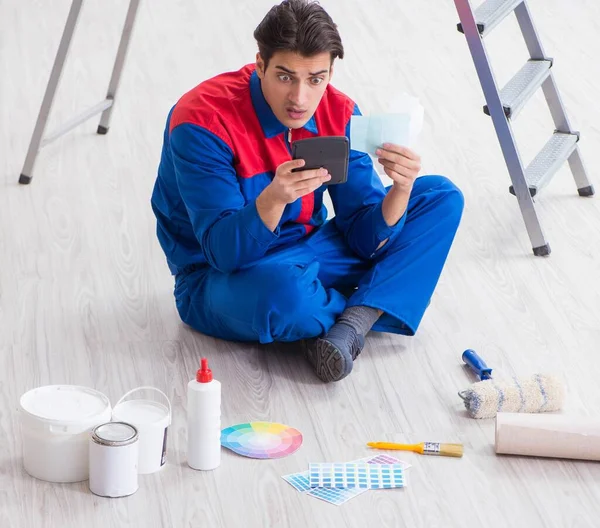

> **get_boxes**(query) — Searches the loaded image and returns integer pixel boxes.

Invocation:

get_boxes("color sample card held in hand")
[308,462,405,490]
[349,93,424,155]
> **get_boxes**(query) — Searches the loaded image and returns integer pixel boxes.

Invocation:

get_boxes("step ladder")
[453,0,594,256]
[18,0,141,184]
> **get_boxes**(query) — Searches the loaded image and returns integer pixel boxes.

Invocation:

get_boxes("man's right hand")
[256,159,331,232]
[268,159,331,205]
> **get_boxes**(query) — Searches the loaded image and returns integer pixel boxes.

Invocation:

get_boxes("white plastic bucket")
[19,385,112,483]
[111,386,171,474]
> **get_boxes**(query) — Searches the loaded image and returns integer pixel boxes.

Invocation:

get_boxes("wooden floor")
[2,1,600,526]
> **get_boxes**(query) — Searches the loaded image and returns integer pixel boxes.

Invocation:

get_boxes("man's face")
[256,51,333,130]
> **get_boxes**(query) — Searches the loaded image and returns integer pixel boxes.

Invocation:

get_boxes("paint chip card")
[349,93,424,155]
[366,454,412,469]
[307,486,365,505]
[308,463,405,490]
[282,471,311,493]
[282,454,409,506]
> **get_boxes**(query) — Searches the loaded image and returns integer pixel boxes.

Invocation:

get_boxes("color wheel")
[220,421,303,459]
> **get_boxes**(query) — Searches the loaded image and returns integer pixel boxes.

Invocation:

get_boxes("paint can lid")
[20,385,111,424]
[92,422,138,446]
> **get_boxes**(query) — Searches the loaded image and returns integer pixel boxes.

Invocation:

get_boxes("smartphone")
[291,136,349,185]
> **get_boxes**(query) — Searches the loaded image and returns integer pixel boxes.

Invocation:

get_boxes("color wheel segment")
[220,421,303,459]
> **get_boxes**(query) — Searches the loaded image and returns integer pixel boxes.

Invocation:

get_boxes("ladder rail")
[514,1,592,193]
[514,1,571,132]
[513,1,546,59]
[98,0,141,134]
[568,149,594,196]
[19,0,84,184]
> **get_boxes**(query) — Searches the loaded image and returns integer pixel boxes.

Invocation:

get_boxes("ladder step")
[509,132,578,197]
[458,0,523,36]
[484,60,552,119]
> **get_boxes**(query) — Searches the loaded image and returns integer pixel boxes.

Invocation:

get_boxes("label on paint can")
[161,427,168,466]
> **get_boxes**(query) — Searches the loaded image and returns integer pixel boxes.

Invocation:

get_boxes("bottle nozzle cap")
[197,357,213,383]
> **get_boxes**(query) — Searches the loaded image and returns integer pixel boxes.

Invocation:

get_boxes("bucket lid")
[20,385,110,423]
[112,400,170,425]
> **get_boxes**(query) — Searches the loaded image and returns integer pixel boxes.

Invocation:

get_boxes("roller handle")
[462,349,492,381]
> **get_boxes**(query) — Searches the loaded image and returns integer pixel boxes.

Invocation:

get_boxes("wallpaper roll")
[495,412,600,461]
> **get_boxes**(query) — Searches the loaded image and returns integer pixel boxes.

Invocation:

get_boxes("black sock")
[335,305,381,337]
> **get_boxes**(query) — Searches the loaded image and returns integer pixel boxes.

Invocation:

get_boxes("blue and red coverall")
[151,64,464,343]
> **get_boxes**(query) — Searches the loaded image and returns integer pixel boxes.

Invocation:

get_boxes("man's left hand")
[376,143,421,193]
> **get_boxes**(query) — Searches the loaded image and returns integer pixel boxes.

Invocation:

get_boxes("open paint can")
[19,385,112,482]
[112,386,171,474]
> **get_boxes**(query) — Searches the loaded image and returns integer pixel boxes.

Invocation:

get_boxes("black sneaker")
[304,323,365,382]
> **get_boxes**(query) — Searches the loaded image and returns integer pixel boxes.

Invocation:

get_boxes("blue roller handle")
[462,349,493,381]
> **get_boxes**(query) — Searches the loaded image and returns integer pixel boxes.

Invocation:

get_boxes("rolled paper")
[495,412,600,461]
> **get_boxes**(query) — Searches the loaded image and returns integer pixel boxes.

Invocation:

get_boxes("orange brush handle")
[367,442,421,453]
[367,442,463,457]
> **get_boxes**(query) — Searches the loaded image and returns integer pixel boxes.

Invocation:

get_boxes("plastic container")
[187,358,221,470]
[19,385,112,482]
[111,386,171,474]
[89,422,139,497]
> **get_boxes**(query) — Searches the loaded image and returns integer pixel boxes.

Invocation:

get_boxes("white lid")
[94,422,137,442]
[112,400,169,425]
[20,385,111,423]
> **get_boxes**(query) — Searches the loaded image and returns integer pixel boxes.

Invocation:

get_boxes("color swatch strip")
[282,455,408,506]
[282,471,311,493]
[308,486,365,506]
[308,463,405,490]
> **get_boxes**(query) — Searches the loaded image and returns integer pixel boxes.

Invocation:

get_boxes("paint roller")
[458,349,565,419]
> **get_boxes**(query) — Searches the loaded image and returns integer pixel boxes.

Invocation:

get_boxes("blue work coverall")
[151,64,464,343]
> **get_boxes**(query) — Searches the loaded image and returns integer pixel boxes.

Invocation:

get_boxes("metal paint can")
[89,422,139,497]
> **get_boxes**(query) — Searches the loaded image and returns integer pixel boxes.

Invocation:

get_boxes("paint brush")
[367,441,463,458]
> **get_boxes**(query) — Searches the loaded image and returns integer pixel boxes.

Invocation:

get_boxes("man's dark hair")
[254,0,344,69]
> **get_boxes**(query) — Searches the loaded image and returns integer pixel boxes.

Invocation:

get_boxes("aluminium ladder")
[453,0,594,256]
[18,0,141,184]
